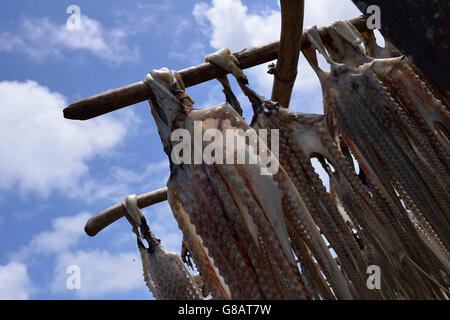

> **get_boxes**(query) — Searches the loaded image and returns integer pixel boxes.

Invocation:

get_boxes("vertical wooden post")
[271,0,305,108]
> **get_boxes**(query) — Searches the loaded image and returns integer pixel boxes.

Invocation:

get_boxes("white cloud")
[31,213,91,254]
[193,0,281,51]
[302,0,362,29]
[51,250,143,298]
[192,0,280,96]
[69,159,170,204]
[193,0,360,52]
[0,15,139,65]
[7,211,150,299]
[0,80,129,197]
[7,205,182,299]
[0,262,34,299]
[10,212,91,262]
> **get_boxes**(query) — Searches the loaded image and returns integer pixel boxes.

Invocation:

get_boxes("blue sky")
[0,0,366,299]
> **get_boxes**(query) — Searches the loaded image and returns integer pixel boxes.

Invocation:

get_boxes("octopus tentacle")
[169,191,231,299]
[186,166,259,299]
[285,210,336,299]
[273,116,369,298]
[319,21,450,222]
[248,113,354,299]
[207,48,353,299]
[354,69,450,249]
[337,80,448,267]
[301,25,450,298]
[218,163,309,299]
[272,168,353,299]
[204,164,275,299]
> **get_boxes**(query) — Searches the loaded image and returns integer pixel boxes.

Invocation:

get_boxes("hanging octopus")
[301,22,449,297]
[144,67,324,300]
[204,49,358,300]
[122,194,203,300]
[361,27,450,116]
[130,20,449,299]
[317,21,450,274]
[205,41,449,299]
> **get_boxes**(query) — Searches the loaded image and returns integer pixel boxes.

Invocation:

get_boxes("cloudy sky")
[0,0,367,300]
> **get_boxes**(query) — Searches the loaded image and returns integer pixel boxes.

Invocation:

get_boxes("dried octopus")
[120,21,450,300]
[302,22,449,297]
[144,68,325,300]
[244,84,448,299]
[207,47,447,299]
[123,194,203,300]
[205,50,359,300]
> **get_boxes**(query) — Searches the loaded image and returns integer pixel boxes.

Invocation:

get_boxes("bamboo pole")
[271,0,304,108]
[85,187,168,237]
[64,16,368,121]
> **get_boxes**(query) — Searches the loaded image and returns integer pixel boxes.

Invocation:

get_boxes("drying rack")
[62,3,371,237]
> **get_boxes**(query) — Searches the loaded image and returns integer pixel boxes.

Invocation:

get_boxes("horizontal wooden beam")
[85,187,168,237]
[64,16,367,121]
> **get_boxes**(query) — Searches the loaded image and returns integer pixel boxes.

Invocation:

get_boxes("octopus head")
[144,68,189,156]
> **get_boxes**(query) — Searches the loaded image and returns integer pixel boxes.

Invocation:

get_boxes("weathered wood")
[64,81,152,121]
[352,0,450,91]
[85,187,168,237]
[271,0,305,108]
[64,16,368,121]
[181,42,280,88]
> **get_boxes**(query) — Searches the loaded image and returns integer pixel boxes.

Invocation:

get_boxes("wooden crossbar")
[64,16,367,121]
[85,187,168,236]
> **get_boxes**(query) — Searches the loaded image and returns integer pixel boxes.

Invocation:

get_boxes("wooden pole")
[64,43,279,121]
[84,187,168,237]
[64,16,368,121]
[271,0,305,108]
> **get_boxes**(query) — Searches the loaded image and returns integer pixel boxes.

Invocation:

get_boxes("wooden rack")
[64,15,368,121]
[77,11,370,237]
